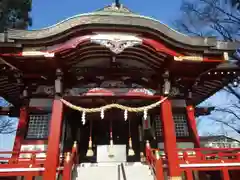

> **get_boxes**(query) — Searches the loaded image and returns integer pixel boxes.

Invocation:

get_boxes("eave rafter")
[67,66,159,88]
[192,70,239,104]
[0,33,225,64]
[71,75,157,90]
[0,31,237,106]
[63,47,164,70]
[0,69,23,106]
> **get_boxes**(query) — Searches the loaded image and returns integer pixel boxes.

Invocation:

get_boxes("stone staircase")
[123,163,154,180]
[74,162,154,180]
[74,163,118,180]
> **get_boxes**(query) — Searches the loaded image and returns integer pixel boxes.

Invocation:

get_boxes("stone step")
[124,164,154,180]
[73,162,154,180]
[74,164,118,180]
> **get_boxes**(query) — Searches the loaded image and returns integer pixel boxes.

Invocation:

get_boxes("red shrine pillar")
[10,107,28,162]
[43,98,63,180]
[186,106,200,147]
[161,97,182,179]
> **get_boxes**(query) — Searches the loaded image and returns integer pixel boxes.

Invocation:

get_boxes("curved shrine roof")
[0,4,239,106]
[0,4,238,50]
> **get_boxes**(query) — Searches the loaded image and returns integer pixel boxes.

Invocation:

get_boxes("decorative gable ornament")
[90,33,142,54]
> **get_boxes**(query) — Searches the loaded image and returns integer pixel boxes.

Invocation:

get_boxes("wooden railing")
[0,150,65,179]
[155,147,240,165]
[148,146,240,180]
[0,150,50,167]
[176,148,240,180]
[145,141,164,180]
[62,141,79,180]
[0,150,46,164]
[0,142,79,179]
[0,150,47,178]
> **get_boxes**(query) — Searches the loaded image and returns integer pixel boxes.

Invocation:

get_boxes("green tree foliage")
[0,0,32,32]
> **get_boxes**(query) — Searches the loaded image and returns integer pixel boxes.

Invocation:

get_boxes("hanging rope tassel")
[86,120,94,157]
[86,137,94,157]
[128,120,135,156]
[138,125,145,162]
[128,137,135,156]
[108,120,114,157]
[140,152,146,163]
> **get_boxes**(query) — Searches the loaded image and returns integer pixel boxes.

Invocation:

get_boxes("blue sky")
[198,90,240,140]
[30,0,182,29]
[0,0,239,151]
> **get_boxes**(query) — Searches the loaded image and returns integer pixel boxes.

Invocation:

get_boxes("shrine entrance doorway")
[65,107,142,163]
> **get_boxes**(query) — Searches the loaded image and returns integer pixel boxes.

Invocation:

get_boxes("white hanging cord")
[124,109,128,121]
[101,108,105,119]
[143,109,148,120]
[81,111,86,125]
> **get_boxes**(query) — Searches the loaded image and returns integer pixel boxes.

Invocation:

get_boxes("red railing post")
[25,175,35,180]
[63,152,72,180]
[145,140,151,164]
[72,141,78,164]
[185,170,193,180]
[24,152,36,180]
[155,150,164,180]
[221,168,230,180]
[10,107,29,163]
[195,149,202,161]
[183,151,188,163]
[30,152,36,166]
[186,106,200,148]
[62,141,78,180]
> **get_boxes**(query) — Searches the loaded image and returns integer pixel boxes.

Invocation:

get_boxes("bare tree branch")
[231,0,240,10]
[226,85,240,100]
[200,0,240,22]
[209,116,240,134]
[0,97,16,134]
[175,0,240,40]
[0,116,16,134]
[175,0,240,136]
[214,108,240,121]
[231,103,240,109]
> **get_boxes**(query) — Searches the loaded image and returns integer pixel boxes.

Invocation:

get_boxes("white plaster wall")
[19,144,47,158]
[171,99,186,107]
[29,98,53,108]
[157,142,194,149]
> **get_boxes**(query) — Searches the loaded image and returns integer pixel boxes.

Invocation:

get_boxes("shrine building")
[0,3,240,180]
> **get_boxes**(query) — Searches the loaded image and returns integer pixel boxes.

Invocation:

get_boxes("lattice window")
[155,115,162,138]
[26,114,51,139]
[173,114,189,137]
[154,113,189,139]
